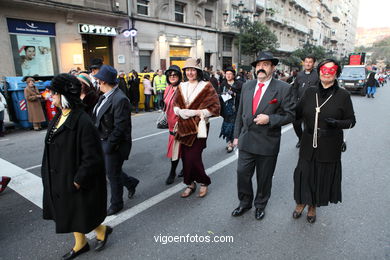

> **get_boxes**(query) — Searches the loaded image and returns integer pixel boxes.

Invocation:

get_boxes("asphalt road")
[0,83,389,260]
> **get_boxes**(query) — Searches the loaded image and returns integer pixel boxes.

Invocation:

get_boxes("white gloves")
[174,107,200,119]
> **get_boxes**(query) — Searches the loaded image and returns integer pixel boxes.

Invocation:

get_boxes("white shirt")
[95,87,117,116]
[253,78,272,109]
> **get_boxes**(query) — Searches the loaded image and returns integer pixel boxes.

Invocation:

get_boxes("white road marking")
[23,164,42,171]
[0,123,292,240]
[0,138,10,142]
[0,158,43,208]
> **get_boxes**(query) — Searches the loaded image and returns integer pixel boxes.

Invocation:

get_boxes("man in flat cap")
[232,51,295,220]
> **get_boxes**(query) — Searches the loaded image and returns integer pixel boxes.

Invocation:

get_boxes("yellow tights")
[73,225,107,252]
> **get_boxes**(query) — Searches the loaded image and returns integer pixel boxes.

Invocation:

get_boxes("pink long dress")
[164,85,180,158]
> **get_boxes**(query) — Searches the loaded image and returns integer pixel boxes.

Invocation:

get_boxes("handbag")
[197,113,207,138]
[156,111,168,129]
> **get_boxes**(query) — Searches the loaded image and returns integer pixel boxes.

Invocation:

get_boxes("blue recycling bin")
[5,77,51,128]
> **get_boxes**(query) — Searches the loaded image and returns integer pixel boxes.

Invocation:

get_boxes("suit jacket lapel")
[246,81,257,125]
[256,79,278,114]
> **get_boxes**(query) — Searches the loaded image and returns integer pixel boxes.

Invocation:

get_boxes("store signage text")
[78,24,117,36]
[7,18,56,36]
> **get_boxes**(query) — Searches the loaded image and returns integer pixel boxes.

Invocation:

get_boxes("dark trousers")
[102,141,139,209]
[293,119,303,141]
[181,138,211,186]
[144,94,151,111]
[237,150,278,209]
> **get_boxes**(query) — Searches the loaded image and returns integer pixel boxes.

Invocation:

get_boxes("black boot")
[165,160,179,185]
[0,120,4,137]
[371,94,375,98]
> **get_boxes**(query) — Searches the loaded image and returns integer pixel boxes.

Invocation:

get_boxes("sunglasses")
[320,65,338,75]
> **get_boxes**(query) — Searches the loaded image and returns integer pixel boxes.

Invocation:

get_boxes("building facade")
[0,0,360,77]
[0,0,132,77]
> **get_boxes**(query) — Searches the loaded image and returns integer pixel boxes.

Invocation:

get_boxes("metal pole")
[238,31,241,69]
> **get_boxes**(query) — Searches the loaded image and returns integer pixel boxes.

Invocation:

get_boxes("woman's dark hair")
[144,74,150,79]
[50,73,83,109]
[166,71,182,86]
[132,70,138,78]
[317,58,342,78]
[182,68,204,82]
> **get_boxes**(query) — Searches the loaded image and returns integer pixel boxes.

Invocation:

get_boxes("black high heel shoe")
[292,204,306,219]
[306,206,316,223]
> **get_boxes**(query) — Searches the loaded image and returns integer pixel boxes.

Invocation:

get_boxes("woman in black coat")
[292,59,356,223]
[129,70,140,113]
[42,74,112,259]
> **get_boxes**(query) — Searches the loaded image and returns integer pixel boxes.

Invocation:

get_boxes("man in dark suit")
[232,52,295,220]
[292,55,319,148]
[93,65,139,216]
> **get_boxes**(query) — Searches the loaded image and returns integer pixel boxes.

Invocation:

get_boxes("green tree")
[291,42,326,61]
[237,22,279,58]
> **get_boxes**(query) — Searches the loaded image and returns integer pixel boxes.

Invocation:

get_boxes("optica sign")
[78,24,117,36]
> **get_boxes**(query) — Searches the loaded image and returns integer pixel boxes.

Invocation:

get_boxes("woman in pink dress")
[164,65,182,185]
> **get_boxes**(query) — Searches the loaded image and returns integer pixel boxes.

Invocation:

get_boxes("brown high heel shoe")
[292,204,306,219]
[181,183,196,198]
[197,184,208,198]
[307,206,316,223]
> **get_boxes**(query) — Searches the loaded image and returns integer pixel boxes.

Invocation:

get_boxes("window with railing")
[137,0,149,15]
[175,2,185,22]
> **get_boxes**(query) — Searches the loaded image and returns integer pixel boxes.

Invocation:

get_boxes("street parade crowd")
[1,51,389,260]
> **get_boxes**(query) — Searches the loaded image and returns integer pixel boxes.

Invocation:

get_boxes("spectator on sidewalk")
[143,75,153,112]
[0,91,7,137]
[24,77,46,131]
[153,69,167,110]
[129,70,140,113]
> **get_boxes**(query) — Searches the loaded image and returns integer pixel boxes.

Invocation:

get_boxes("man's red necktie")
[252,83,265,115]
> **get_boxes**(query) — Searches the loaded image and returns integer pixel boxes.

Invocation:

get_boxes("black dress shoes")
[231,206,252,217]
[255,208,265,220]
[165,172,176,185]
[62,243,89,260]
[107,206,123,216]
[95,226,113,251]
[127,180,139,199]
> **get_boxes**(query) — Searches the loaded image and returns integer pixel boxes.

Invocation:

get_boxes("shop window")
[137,0,149,16]
[223,36,233,52]
[175,2,185,22]
[205,9,213,27]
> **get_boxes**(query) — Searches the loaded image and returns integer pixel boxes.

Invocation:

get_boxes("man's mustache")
[256,69,267,75]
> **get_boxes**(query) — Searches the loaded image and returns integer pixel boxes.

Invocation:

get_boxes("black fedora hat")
[165,65,182,84]
[251,51,279,67]
[90,58,103,69]
[94,65,118,85]
[224,66,236,75]
[165,65,181,75]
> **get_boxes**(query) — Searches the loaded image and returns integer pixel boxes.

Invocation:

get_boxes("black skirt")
[293,158,342,207]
